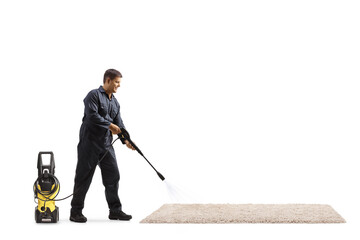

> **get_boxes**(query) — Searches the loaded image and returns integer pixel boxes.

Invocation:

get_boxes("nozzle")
[157,172,165,181]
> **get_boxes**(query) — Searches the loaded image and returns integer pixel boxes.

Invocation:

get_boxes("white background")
[0,0,359,239]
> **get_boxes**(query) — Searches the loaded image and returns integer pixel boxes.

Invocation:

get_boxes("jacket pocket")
[99,104,108,117]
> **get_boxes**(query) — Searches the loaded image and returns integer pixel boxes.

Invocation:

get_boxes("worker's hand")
[109,123,121,135]
[125,140,136,151]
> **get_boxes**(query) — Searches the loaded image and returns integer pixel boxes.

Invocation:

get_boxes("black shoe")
[70,212,87,223]
[109,210,132,221]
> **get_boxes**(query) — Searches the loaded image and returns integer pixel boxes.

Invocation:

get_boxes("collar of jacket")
[99,85,113,100]
[99,85,106,93]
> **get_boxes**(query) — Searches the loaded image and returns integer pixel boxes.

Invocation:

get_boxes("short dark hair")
[103,69,122,83]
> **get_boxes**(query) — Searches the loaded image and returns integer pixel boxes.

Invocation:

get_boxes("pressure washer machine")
[33,152,59,223]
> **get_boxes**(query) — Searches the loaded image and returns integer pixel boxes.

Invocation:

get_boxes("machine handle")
[37,151,55,176]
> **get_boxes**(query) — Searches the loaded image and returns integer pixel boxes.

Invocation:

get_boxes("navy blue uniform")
[71,86,126,214]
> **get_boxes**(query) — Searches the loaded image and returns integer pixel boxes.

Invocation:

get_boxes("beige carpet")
[140,204,346,224]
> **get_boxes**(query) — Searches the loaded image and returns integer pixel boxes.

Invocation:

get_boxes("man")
[70,69,135,223]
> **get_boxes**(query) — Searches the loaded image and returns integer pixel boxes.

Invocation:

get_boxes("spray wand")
[119,128,165,181]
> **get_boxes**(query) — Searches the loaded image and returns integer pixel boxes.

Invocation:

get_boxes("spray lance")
[118,128,165,181]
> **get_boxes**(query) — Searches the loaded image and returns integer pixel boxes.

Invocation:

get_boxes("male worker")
[70,69,135,223]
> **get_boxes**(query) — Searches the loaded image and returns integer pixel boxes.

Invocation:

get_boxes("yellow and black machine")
[33,152,59,223]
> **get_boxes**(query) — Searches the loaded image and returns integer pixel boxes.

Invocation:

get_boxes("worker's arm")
[113,111,135,150]
[113,108,125,130]
[111,101,126,138]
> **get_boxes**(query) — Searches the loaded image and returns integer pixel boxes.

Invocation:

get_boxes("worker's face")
[107,77,121,93]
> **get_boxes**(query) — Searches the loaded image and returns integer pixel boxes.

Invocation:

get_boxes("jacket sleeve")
[84,91,111,129]
[113,106,127,144]
[114,108,126,130]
